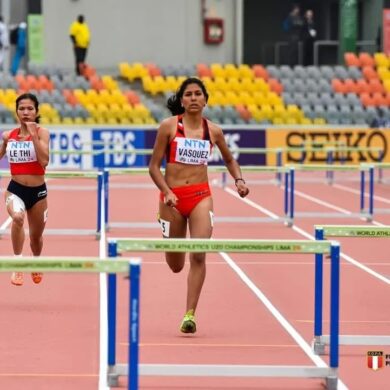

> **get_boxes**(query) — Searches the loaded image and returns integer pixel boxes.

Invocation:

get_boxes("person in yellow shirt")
[69,15,90,75]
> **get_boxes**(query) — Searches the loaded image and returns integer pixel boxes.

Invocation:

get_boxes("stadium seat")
[196,63,212,78]
[374,53,390,68]
[224,64,239,78]
[362,66,378,81]
[359,52,375,67]
[252,64,268,80]
[238,64,254,79]
[344,52,360,67]
[210,63,226,78]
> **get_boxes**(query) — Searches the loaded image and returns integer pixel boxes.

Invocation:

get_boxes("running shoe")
[31,272,43,284]
[11,272,24,286]
[180,309,196,334]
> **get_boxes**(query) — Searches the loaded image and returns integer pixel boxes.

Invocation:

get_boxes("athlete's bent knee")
[12,212,25,227]
[166,253,185,273]
[190,252,206,264]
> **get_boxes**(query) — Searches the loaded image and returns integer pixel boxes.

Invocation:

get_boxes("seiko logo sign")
[285,130,387,163]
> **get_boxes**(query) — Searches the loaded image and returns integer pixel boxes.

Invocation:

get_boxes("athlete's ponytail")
[167,77,209,116]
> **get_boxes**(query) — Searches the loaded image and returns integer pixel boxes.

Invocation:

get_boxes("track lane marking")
[225,185,390,284]
[219,250,348,390]
[120,342,300,348]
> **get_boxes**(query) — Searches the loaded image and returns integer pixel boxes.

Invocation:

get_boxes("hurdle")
[285,164,375,223]
[370,162,390,184]
[0,169,103,238]
[107,237,341,390]
[313,225,390,355]
[276,145,383,185]
[0,255,141,390]
[103,166,294,229]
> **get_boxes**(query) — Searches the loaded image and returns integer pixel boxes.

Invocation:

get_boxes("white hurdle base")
[319,334,390,346]
[108,363,338,390]
[0,228,99,239]
[108,216,285,230]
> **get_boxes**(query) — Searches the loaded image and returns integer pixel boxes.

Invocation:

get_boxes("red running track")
[0,172,389,389]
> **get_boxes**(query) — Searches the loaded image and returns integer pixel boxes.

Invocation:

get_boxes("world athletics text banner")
[266,128,389,166]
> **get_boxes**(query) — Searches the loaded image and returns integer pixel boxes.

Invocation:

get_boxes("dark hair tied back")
[166,77,209,116]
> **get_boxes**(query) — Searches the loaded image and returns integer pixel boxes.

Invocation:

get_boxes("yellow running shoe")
[31,272,43,284]
[180,309,196,334]
[11,272,24,286]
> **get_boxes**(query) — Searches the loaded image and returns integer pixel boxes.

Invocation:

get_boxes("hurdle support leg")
[367,165,374,222]
[283,167,294,227]
[96,171,103,240]
[313,228,326,355]
[104,169,110,232]
[107,241,119,387]
[326,369,338,390]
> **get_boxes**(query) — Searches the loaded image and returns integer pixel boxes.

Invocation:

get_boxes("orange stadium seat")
[359,52,375,67]
[372,92,387,106]
[89,75,104,91]
[331,79,347,94]
[268,78,283,94]
[196,63,212,78]
[362,66,378,81]
[235,104,251,122]
[344,52,360,67]
[360,92,375,107]
[252,64,269,80]
[356,79,372,94]
[368,78,384,94]
[343,78,358,94]
[145,63,161,77]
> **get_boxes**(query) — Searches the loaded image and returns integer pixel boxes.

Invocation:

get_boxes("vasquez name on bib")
[175,138,211,165]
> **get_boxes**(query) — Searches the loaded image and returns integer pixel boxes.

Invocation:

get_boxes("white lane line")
[98,182,109,390]
[0,216,12,230]
[222,187,348,390]
[333,183,390,205]
[220,251,348,390]
[291,224,390,284]
[226,186,390,284]
[291,188,353,215]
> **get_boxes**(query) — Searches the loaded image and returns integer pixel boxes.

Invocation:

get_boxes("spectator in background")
[0,16,9,71]
[10,22,27,76]
[302,9,317,66]
[69,15,90,76]
[283,4,304,66]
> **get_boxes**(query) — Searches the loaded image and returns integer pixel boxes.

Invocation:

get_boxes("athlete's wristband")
[235,178,246,186]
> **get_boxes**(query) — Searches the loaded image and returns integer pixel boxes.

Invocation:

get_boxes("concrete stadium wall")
[41,0,237,71]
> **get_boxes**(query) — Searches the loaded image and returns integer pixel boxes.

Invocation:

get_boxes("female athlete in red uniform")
[0,93,50,286]
[149,77,249,333]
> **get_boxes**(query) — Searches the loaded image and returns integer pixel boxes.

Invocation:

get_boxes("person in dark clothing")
[302,9,317,66]
[284,4,304,66]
